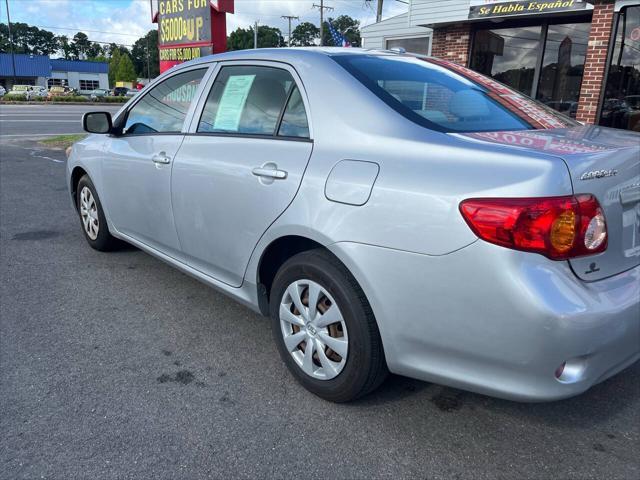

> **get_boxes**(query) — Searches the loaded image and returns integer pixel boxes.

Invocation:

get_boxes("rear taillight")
[459,195,607,260]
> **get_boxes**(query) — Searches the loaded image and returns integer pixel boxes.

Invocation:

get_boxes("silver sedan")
[68,48,640,402]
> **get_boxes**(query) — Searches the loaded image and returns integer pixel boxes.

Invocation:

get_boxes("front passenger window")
[124,69,207,135]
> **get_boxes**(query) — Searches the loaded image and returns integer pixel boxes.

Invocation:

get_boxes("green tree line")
[0,15,361,83]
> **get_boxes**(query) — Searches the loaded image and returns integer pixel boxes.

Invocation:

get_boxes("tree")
[227,25,284,51]
[131,30,159,79]
[322,15,361,47]
[0,22,59,55]
[86,42,104,60]
[57,35,73,59]
[71,32,92,59]
[107,42,129,57]
[108,49,122,87]
[115,52,137,83]
[291,22,319,47]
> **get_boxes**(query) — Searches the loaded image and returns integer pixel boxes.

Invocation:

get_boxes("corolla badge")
[580,169,618,181]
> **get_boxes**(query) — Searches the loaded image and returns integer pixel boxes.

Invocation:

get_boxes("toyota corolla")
[68,48,640,402]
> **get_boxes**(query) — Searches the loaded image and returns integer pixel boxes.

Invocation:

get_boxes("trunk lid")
[459,126,640,281]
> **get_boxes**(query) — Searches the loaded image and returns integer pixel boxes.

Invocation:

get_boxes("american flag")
[326,21,351,47]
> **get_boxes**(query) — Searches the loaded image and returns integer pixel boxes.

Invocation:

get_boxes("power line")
[31,24,144,38]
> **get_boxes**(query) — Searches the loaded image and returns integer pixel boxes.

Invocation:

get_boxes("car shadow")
[353,363,640,427]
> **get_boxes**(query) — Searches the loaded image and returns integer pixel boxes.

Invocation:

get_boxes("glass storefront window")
[600,6,640,132]
[471,21,590,118]
[386,36,431,56]
[470,26,542,96]
[536,23,590,118]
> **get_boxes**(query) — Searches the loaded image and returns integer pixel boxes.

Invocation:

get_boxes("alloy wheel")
[279,279,348,380]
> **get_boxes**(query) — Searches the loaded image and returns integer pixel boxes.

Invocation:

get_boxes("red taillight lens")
[459,195,607,260]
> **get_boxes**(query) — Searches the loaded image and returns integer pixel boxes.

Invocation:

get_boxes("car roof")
[172,47,412,71]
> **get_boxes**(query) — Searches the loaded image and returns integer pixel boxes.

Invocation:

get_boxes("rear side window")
[278,86,309,138]
[333,55,576,133]
[124,69,206,135]
[198,66,308,137]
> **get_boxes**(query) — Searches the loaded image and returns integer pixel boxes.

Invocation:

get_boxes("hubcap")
[279,279,348,380]
[79,186,99,240]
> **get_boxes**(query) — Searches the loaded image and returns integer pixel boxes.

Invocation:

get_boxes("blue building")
[0,53,109,93]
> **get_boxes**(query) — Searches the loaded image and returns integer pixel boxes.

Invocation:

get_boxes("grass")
[39,134,87,150]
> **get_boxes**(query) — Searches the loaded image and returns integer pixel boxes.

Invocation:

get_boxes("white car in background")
[8,85,48,100]
[0,85,6,97]
[30,86,48,99]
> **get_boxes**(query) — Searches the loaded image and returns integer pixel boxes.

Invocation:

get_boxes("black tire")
[270,249,388,402]
[76,174,118,251]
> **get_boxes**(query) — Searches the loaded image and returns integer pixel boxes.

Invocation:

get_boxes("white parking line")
[30,150,64,163]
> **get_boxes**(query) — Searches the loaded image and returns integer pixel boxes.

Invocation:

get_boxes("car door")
[171,62,313,287]
[100,66,210,258]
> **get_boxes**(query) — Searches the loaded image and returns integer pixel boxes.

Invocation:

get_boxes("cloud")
[5,0,408,45]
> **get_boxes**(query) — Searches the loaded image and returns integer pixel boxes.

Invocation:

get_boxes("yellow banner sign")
[158,0,211,46]
[469,0,587,19]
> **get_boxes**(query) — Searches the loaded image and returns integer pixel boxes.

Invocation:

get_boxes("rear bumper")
[330,240,640,401]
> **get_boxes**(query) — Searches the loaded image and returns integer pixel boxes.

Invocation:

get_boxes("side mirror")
[83,111,112,134]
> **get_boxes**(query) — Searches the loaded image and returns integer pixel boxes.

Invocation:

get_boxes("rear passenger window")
[278,86,309,138]
[198,66,306,137]
[124,69,206,135]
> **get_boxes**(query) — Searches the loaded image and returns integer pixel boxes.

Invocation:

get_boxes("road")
[1,104,639,479]
[0,104,122,137]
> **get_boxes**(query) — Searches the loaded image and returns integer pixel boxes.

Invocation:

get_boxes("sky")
[2,0,409,47]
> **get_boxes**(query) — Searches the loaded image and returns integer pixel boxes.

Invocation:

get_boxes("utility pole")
[145,35,151,84]
[281,15,299,47]
[254,21,259,49]
[312,1,333,47]
[4,0,17,88]
[376,0,384,23]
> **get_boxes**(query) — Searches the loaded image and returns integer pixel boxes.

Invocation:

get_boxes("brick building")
[362,0,640,131]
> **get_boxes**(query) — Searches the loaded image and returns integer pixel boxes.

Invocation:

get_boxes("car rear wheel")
[76,175,118,251]
[270,249,388,402]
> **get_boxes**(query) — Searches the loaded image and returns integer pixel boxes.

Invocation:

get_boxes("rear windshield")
[332,54,577,133]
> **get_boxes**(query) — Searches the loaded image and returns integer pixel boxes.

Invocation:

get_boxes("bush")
[52,95,88,102]
[34,96,48,101]
[1,94,28,101]
[100,96,129,103]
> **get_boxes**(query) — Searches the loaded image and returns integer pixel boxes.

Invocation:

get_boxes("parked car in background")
[600,96,640,131]
[70,48,640,403]
[112,87,130,97]
[48,85,74,98]
[8,85,35,99]
[0,85,6,97]
[125,89,139,98]
[31,86,48,99]
[90,89,110,101]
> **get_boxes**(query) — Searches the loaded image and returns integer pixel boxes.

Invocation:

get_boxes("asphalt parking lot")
[1,104,639,479]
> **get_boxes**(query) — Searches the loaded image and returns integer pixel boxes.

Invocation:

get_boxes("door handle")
[252,166,287,180]
[152,152,171,165]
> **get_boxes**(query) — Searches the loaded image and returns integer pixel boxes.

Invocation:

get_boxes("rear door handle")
[152,152,171,165]
[252,166,287,180]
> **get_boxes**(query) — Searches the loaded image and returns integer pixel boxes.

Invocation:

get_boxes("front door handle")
[252,165,287,180]
[152,152,171,165]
